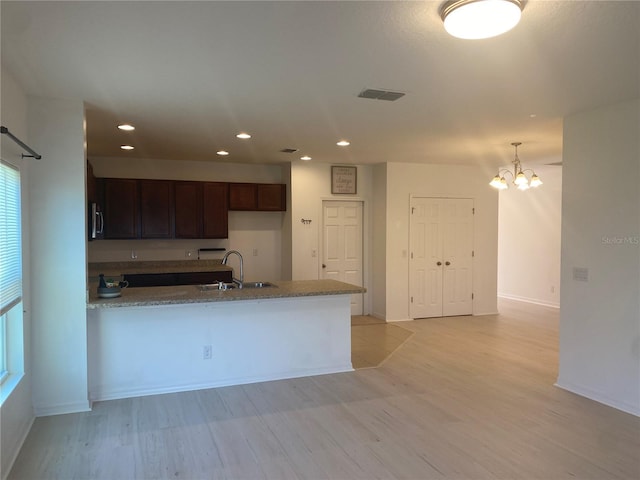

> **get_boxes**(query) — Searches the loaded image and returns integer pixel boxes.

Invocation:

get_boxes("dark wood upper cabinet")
[103,178,139,239]
[139,180,174,238]
[228,183,257,211]
[203,182,229,238]
[229,183,286,211]
[257,184,286,211]
[98,178,283,240]
[174,181,203,238]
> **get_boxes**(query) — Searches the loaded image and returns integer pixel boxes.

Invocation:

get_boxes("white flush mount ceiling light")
[441,0,523,40]
[336,140,350,146]
[120,145,134,151]
[236,132,251,139]
[490,142,542,191]
[117,124,135,131]
[216,150,229,156]
[300,155,312,161]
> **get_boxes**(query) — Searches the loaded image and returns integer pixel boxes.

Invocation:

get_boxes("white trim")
[33,400,91,417]
[89,365,354,402]
[498,293,560,309]
[555,380,640,417]
[1,413,34,480]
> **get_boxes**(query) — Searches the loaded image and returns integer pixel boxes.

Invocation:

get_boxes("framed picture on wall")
[331,166,357,194]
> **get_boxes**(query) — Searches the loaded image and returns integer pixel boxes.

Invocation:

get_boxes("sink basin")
[241,281,277,289]
[197,282,237,291]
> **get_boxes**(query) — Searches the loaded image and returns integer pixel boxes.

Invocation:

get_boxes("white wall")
[558,98,640,416]
[383,163,499,321]
[87,295,352,401]
[0,68,34,480]
[498,165,562,307]
[88,157,287,281]
[290,162,373,310]
[28,97,90,416]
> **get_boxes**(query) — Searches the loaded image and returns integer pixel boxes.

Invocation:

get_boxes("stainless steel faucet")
[221,250,244,288]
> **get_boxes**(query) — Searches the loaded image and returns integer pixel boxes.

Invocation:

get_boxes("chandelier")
[490,142,542,190]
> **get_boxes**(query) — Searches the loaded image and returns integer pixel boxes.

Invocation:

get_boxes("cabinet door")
[174,181,203,238]
[229,183,257,210]
[104,178,139,239]
[203,182,229,238]
[140,180,174,238]
[257,184,286,211]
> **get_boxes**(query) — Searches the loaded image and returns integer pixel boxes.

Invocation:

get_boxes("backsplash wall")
[87,211,284,281]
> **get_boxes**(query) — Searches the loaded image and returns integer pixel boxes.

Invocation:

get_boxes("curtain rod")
[0,125,42,160]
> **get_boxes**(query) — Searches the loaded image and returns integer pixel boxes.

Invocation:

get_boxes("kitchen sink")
[197,282,237,291]
[241,281,277,289]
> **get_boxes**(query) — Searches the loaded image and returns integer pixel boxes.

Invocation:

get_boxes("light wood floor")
[9,300,640,479]
[351,315,413,369]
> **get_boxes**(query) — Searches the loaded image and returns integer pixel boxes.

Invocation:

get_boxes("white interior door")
[442,199,474,316]
[409,199,444,318]
[410,197,473,318]
[322,201,363,315]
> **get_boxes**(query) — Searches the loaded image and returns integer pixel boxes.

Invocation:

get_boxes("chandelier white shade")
[441,0,523,40]
[490,142,542,191]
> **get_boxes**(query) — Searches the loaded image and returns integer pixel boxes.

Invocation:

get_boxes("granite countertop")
[87,279,366,309]
[88,260,232,281]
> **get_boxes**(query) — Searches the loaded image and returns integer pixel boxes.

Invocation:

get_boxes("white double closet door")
[410,197,473,319]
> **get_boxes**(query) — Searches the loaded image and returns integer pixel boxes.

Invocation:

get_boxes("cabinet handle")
[437,261,442,266]
[97,211,104,234]
[445,261,451,266]
[322,264,326,268]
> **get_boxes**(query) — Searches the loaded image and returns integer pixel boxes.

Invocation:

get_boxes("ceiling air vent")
[280,148,299,154]
[358,88,405,101]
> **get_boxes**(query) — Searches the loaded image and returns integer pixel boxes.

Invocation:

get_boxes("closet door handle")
[445,261,451,266]
[437,261,442,266]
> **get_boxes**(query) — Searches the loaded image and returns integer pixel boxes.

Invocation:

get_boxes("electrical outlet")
[203,345,212,360]
[131,250,137,259]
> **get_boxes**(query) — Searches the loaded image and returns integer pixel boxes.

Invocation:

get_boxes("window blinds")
[0,160,22,315]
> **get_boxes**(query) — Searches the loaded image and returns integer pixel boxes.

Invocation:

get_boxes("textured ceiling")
[2,1,638,168]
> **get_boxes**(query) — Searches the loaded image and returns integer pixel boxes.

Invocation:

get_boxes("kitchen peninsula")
[87,278,364,402]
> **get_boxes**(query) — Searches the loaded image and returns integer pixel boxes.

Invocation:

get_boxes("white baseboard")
[90,364,354,402]
[555,380,640,417]
[1,415,35,480]
[498,293,560,309]
[33,400,92,417]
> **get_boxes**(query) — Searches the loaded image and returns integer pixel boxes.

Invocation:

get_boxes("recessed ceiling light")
[217,150,230,156]
[120,145,134,150]
[236,132,251,139]
[529,114,537,118]
[117,124,135,131]
[300,155,312,161]
[337,140,350,147]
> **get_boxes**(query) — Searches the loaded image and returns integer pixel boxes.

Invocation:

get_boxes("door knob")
[445,261,451,266]
[437,261,442,266]
[322,264,326,268]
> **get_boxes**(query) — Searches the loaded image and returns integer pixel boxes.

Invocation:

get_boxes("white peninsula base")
[87,294,353,402]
